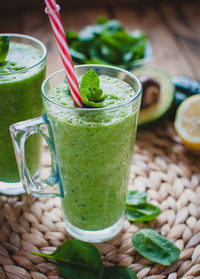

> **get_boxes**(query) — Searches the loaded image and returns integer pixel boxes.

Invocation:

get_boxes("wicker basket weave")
[0,122,200,279]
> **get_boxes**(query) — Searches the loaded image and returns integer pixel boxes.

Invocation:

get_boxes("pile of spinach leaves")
[66,16,148,68]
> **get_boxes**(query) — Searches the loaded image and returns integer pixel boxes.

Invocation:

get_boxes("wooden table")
[0,1,199,79]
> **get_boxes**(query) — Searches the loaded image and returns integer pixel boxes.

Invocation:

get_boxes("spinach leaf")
[126,190,147,206]
[126,203,161,222]
[79,25,103,43]
[102,20,123,33]
[130,30,147,42]
[99,43,122,64]
[102,266,138,279]
[132,41,146,60]
[66,31,79,44]
[125,190,161,222]
[109,31,137,52]
[99,33,123,64]
[69,48,87,63]
[31,239,138,279]
[0,36,10,64]
[88,39,101,58]
[84,57,108,65]
[32,239,104,279]
[96,15,108,25]
[123,37,146,65]
[56,260,103,279]
[132,229,180,265]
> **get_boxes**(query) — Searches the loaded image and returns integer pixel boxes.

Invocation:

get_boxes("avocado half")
[132,67,175,126]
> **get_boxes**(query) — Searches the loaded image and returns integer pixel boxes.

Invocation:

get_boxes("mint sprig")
[80,69,106,108]
[0,36,10,64]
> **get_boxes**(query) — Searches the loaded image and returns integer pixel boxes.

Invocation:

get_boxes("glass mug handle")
[9,114,64,198]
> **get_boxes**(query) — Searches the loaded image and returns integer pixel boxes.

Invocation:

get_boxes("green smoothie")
[45,75,138,231]
[0,42,46,182]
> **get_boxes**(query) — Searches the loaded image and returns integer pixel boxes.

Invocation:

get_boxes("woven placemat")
[0,122,200,279]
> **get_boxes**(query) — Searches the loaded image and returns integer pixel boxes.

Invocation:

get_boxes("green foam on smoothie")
[48,75,136,109]
[0,42,42,74]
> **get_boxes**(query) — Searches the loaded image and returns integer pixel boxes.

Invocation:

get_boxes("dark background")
[1,0,198,12]
[0,0,199,78]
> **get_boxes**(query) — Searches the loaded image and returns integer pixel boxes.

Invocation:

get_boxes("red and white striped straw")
[44,0,83,107]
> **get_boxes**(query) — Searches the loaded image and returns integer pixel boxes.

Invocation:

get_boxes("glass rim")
[42,64,142,112]
[0,33,47,76]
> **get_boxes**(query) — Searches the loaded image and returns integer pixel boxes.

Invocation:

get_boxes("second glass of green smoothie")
[10,65,142,242]
[0,34,47,195]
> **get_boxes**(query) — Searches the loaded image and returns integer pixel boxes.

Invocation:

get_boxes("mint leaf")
[132,229,180,265]
[80,69,99,90]
[80,69,105,108]
[32,239,104,279]
[0,36,10,64]
[102,266,138,279]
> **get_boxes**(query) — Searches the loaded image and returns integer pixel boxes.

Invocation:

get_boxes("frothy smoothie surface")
[0,42,42,74]
[46,75,139,231]
[48,75,136,108]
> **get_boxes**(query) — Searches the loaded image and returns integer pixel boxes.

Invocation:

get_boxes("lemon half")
[174,94,200,150]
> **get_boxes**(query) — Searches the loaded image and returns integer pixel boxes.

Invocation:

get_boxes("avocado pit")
[139,76,160,108]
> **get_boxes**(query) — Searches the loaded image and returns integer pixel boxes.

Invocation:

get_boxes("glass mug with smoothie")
[10,65,142,242]
[0,34,47,195]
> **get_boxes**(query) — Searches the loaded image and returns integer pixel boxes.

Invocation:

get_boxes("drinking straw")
[44,0,83,107]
